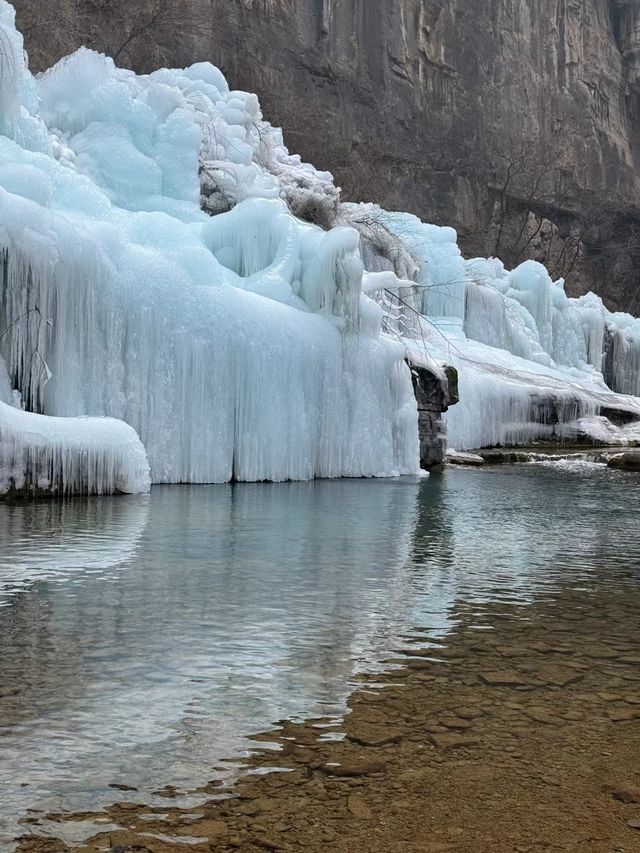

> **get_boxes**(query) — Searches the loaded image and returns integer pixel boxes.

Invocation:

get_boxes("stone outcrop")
[409,362,458,469]
[607,449,640,470]
[13,0,640,310]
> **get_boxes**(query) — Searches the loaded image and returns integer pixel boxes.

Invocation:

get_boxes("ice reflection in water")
[0,497,149,604]
[0,465,639,847]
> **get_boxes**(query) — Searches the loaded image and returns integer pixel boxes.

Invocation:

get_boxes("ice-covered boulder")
[36,48,339,226]
[0,402,150,496]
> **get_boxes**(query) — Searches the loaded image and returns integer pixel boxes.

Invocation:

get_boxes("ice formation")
[0,2,418,491]
[342,203,640,451]
[0,402,150,496]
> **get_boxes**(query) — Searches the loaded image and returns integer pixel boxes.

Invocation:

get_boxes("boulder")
[607,451,640,471]
[446,450,484,467]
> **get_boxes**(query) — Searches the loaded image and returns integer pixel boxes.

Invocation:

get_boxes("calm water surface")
[0,463,639,847]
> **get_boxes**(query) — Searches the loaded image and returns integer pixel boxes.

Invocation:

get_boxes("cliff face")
[13,0,640,311]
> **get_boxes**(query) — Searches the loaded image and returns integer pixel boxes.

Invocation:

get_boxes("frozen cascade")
[0,3,151,495]
[603,322,640,397]
[0,2,22,137]
[0,3,418,489]
[341,204,640,451]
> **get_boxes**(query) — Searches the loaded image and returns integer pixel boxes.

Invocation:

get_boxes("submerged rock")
[607,451,640,471]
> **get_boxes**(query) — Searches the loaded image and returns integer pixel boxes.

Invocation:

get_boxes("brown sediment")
[16,588,640,853]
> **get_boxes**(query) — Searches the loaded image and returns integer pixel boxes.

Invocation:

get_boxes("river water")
[1,462,639,848]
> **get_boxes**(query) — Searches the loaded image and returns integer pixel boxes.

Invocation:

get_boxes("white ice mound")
[0,402,150,496]
[36,46,339,223]
[0,5,418,486]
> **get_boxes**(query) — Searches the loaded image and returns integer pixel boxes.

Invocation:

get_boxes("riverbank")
[17,582,640,853]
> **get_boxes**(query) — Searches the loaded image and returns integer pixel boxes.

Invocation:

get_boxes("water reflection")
[0,496,150,606]
[0,465,639,848]
[0,478,439,841]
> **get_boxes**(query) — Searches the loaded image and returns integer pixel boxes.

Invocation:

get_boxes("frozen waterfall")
[0,3,418,491]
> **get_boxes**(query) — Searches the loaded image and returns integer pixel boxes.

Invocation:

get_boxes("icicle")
[0,2,22,138]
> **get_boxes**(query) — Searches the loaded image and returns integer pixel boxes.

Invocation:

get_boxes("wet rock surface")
[478,446,640,465]
[410,361,458,470]
[16,587,640,853]
[608,451,640,471]
[446,451,485,467]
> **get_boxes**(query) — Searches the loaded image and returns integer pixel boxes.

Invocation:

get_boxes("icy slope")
[0,2,418,486]
[343,204,640,451]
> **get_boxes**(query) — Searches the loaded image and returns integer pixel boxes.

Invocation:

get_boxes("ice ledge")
[0,402,151,497]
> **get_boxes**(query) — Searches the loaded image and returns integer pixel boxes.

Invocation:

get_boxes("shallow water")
[1,464,639,848]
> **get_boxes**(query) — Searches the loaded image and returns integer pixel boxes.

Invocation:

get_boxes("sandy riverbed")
[16,583,640,853]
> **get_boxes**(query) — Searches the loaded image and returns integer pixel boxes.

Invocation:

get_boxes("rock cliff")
[13,0,640,311]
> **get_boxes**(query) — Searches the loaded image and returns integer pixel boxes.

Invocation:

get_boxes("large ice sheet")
[3,0,640,477]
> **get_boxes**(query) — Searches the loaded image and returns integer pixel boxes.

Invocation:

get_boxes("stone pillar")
[408,360,459,469]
